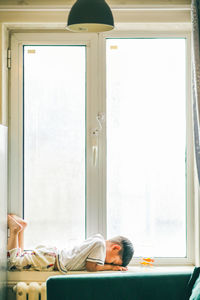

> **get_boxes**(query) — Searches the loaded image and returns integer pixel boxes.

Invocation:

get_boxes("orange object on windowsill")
[140,257,155,267]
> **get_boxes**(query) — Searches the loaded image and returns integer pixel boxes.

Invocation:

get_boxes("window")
[23,45,86,248]
[106,38,186,258]
[9,30,193,264]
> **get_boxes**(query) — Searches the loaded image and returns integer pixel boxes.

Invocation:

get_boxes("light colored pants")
[7,245,57,271]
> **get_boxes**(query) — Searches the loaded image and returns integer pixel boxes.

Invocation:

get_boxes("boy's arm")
[86,261,127,272]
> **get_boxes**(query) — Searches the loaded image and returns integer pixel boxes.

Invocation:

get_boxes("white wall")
[0,125,8,300]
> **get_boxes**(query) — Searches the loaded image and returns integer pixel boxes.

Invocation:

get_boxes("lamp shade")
[67,0,114,32]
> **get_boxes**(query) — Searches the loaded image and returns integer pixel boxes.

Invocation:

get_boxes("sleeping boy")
[7,214,134,273]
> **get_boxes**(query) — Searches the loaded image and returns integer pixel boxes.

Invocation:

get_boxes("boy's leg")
[7,215,22,250]
[10,215,27,252]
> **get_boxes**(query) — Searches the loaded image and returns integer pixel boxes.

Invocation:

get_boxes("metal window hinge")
[7,48,11,69]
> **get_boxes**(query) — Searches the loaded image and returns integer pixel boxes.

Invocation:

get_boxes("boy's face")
[105,244,123,266]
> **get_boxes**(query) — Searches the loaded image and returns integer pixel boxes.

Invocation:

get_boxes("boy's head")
[105,236,134,267]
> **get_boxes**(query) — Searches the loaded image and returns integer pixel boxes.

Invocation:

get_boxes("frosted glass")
[23,46,86,249]
[106,39,186,257]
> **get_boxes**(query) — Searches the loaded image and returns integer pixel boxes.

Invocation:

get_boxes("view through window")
[23,45,86,249]
[106,38,186,257]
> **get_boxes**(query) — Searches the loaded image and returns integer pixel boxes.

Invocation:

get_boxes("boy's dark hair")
[109,236,134,267]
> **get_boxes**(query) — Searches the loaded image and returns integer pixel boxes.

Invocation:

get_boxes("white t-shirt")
[57,234,106,273]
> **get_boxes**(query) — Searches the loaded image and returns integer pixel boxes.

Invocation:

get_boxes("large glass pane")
[106,39,186,257]
[23,45,86,249]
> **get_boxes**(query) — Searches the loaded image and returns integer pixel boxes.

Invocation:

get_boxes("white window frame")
[98,29,194,266]
[9,32,102,239]
[8,27,194,266]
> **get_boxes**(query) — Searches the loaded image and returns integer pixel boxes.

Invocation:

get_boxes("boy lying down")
[7,215,134,273]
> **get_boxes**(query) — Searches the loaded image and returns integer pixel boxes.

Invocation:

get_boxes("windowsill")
[7,265,195,285]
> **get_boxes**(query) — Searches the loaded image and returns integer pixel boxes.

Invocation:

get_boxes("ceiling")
[0,0,191,7]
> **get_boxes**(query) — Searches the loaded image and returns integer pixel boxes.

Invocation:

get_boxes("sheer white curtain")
[192,0,200,184]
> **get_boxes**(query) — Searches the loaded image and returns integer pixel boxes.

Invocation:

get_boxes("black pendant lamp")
[67,0,114,32]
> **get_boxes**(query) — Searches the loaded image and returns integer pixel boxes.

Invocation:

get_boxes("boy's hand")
[112,265,128,271]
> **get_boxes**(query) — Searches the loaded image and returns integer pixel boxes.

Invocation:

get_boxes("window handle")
[91,113,105,167]
[92,134,98,166]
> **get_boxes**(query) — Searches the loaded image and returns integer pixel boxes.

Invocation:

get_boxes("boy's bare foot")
[7,215,22,234]
[9,214,27,231]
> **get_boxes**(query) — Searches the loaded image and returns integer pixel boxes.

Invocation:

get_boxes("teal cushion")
[185,267,200,300]
[189,274,200,300]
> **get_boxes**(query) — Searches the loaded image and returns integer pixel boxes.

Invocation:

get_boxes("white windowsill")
[7,266,195,285]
